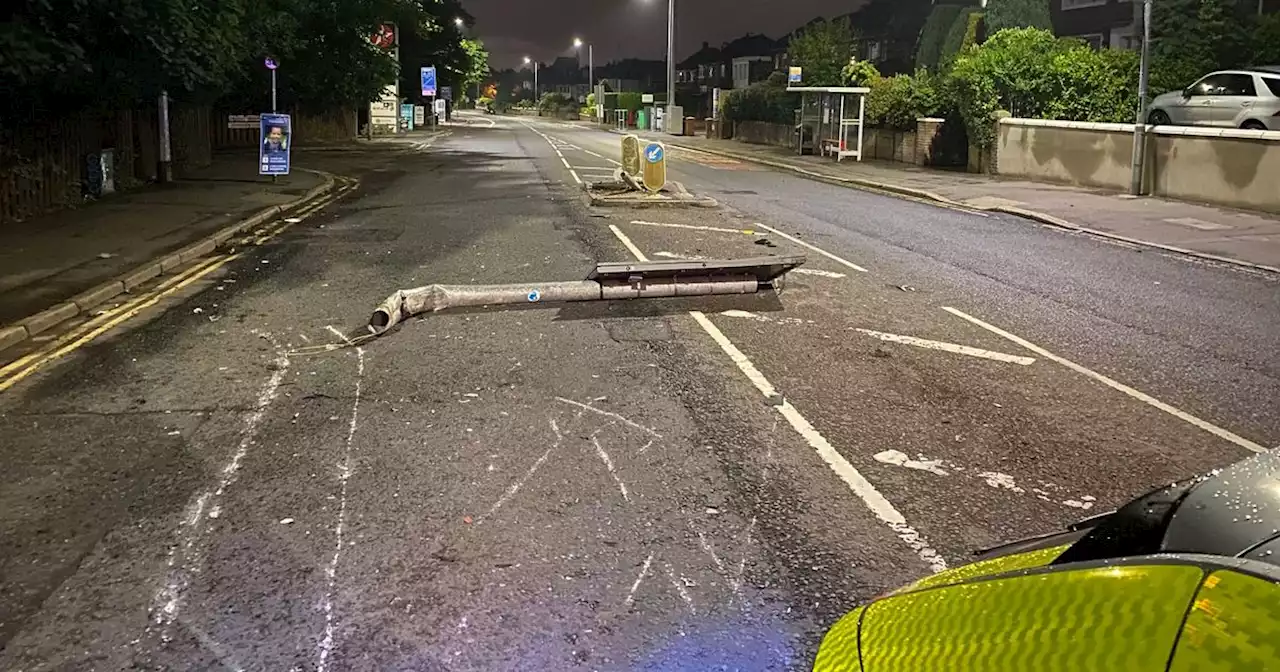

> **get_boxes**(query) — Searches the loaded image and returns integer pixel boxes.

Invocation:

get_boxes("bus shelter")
[787,86,869,162]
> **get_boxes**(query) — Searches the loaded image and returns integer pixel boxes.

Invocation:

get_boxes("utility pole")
[589,44,594,108]
[158,90,173,183]
[1129,0,1153,196]
[666,0,676,129]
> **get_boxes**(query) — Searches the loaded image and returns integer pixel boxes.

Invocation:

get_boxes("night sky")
[465,0,866,69]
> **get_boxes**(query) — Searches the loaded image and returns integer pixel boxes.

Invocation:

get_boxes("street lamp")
[454,17,464,27]
[573,37,593,110]
[524,56,539,101]
[642,0,677,132]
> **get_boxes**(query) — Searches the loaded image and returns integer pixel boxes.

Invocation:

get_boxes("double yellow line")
[0,177,359,393]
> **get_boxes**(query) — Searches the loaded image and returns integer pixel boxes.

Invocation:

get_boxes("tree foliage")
[948,28,1139,149]
[787,18,856,87]
[722,73,797,125]
[983,0,1052,34]
[940,9,984,68]
[915,5,962,71]
[866,68,943,131]
[1,0,484,119]
[1149,0,1250,93]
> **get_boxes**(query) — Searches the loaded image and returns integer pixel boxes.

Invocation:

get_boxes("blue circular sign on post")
[645,143,664,164]
[264,57,279,70]
[527,289,541,302]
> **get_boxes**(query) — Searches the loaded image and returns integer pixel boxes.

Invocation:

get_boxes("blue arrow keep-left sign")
[421,67,437,97]
[645,143,664,164]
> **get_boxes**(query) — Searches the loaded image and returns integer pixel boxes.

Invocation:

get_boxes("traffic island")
[583,178,717,209]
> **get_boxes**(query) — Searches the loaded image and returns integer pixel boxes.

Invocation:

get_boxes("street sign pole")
[271,70,277,112]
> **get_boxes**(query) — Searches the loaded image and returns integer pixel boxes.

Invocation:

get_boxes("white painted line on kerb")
[855,328,1036,366]
[630,220,763,236]
[751,222,869,273]
[942,306,1267,454]
[605,225,947,573]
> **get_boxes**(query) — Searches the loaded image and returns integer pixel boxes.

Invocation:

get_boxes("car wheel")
[1240,120,1267,130]
[1148,110,1171,126]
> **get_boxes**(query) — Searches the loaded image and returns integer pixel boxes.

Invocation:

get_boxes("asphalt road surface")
[1,112,1276,671]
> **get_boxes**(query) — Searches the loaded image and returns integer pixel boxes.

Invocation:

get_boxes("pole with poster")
[421,66,437,126]
[259,113,292,177]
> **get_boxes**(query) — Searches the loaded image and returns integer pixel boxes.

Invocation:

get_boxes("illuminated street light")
[524,56,539,99]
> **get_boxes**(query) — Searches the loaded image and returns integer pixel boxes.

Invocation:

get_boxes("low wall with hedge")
[996,118,1280,213]
[733,121,795,149]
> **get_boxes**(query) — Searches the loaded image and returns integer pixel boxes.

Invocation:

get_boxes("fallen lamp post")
[368,255,806,335]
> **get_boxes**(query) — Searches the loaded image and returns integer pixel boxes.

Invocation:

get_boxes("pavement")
[602,126,1280,272]
[0,112,1276,670]
[0,154,326,328]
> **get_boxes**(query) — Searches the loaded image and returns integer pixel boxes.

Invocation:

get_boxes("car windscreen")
[1050,477,1201,565]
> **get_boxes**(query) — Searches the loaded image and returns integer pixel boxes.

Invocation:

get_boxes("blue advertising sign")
[259,113,291,176]
[400,103,415,131]
[644,142,664,164]
[420,66,437,97]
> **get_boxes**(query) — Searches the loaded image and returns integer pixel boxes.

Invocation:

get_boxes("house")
[720,33,779,89]
[1049,0,1142,49]
[848,0,934,74]
[675,42,724,89]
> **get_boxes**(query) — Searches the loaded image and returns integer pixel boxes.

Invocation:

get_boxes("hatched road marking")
[607,223,947,573]
[942,306,1267,454]
[855,328,1037,366]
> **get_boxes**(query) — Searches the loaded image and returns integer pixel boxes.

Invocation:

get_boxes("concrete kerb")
[660,138,1280,277]
[0,169,339,349]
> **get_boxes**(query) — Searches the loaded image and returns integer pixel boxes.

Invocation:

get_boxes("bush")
[916,4,963,71]
[867,69,943,131]
[722,78,798,125]
[946,28,1138,150]
[538,92,573,112]
[984,0,1052,34]
[841,59,882,87]
[617,92,643,113]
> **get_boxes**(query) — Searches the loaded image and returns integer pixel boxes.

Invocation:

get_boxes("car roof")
[1162,449,1280,564]
[1206,67,1280,77]
[1250,65,1280,75]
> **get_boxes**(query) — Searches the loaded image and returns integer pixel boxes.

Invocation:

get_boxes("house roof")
[720,33,778,60]
[676,42,722,70]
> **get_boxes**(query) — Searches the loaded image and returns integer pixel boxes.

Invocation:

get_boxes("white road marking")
[593,437,630,502]
[584,149,605,159]
[690,311,948,573]
[978,471,1025,493]
[559,156,572,169]
[654,251,698,259]
[480,418,562,522]
[151,332,289,635]
[606,226,946,572]
[751,222,869,273]
[624,552,655,606]
[855,328,1036,366]
[569,169,582,184]
[794,268,847,279]
[606,226,652,267]
[317,346,365,672]
[664,564,696,612]
[873,449,949,476]
[555,395,662,438]
[942,306,1267,454]
[629,220,762,235]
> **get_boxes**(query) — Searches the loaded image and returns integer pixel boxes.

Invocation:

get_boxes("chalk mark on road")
[478,417,563,523]
[555,396,662,438]
[317,346,366,672]
[150,330,290,641]
[625,552,655,607]
[592,436,630,502]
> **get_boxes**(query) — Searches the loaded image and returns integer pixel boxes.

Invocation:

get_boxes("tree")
[983,0,1052,34]
[915,5,962,71]
[787,18,856,86]
[1150,0,1249,93]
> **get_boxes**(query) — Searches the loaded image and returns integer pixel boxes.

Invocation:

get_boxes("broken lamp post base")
[368,255,806,335]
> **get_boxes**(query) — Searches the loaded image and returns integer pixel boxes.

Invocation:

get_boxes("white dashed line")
[942,306,1267,454]
[630,220,762,236]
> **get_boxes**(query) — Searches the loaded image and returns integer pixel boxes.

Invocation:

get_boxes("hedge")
[916,5,964,71]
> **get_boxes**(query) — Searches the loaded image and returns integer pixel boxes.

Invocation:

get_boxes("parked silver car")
[1148,67,1280,131]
